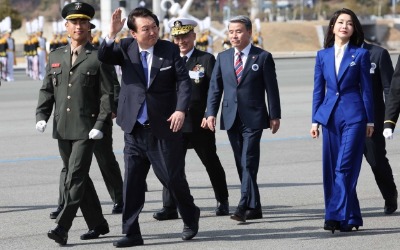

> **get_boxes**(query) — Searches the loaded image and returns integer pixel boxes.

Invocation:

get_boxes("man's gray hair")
[229,15,252,31]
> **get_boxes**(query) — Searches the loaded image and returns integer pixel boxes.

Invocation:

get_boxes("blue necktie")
[137,51,148,124]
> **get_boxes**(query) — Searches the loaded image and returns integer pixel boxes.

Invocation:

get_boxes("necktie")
[234,51,243,83]
[137,51,149,124]
[182,56,188,63]
[71,49,78,65]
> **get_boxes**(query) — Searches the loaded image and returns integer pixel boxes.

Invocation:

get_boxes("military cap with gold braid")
[61,2,95,20]
[168,18,197,36]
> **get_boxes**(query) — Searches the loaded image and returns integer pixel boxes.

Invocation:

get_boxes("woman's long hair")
[323,8,364,48]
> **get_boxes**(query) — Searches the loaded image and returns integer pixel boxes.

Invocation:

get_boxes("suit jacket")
[384,55,400,130]
[36,42,115,140]
[312,44,374,126]
[182,48,215,133]
[98,38,192,139]
[363,43,393,131]
[206,45,281,130]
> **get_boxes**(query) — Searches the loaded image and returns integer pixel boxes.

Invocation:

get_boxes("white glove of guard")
[36,120,47,133]
[89,129,103,140]
[383,128,393,140]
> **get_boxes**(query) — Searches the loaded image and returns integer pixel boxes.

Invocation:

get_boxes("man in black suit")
[363,42,398,214]
[206,15,281,222]
[98,7,200,247]
[152,18,229,221]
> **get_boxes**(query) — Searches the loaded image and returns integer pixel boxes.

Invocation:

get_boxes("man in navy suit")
[363,42,397,215]
[206,15,281,222]
[98,7,200,247]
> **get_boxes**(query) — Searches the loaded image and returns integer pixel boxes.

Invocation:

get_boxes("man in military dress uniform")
[0,32,8,81]
[4,30,15,82]
[37,30,47,80]
[48,23,124,220]
[35,2,115,245]
[153,18,230,221]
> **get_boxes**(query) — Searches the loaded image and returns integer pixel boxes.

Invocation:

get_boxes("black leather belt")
[135,121,150,129]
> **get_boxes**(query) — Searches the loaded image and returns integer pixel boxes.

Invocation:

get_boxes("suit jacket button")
[91,114,95,117]
[66,108,71,112]
[70,71,73,75]
[336,92,339,96]
[67,96,71,99]
[68,83,72,87]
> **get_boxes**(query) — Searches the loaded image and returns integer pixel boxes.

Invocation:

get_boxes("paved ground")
[1,56,400,249]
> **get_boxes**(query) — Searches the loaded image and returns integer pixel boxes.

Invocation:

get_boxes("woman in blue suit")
[310,8,374,233]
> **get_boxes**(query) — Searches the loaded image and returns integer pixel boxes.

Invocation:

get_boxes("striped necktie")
[235,51,243,83]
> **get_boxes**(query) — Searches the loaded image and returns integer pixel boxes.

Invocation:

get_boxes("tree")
[0,0,22,31]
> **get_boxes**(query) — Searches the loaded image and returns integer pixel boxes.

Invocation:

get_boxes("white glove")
[383,128,393,140]
[36,120,47,133]
[89,129,103,140]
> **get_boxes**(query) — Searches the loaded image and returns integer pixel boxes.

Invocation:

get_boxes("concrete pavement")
[1,58,400,249]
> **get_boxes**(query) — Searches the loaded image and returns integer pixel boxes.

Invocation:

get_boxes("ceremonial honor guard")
[37,16,47,80]
[30,19,39,80]
[252,18,263,49]
[2,17,14,82]
[49,21,61,52]
[0,28,7,81]
[24,21,32,77]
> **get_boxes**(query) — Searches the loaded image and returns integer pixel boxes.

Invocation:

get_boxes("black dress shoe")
[323,220,340,234]
[112,203,123,214]
[113,234,144,248]
[230,206,246,222]
[245,207,263,220]
[153,207,179,221]
[50,205,63,219]
[215,201,229,216]
[182,206,200,240]
[384,194,398,215]
[48,225,68,245]
[340,224,360,232]
[80,220,110,240]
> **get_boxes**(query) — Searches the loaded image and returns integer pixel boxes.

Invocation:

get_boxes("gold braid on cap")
[171,25,194,36]
[66,14,91,20]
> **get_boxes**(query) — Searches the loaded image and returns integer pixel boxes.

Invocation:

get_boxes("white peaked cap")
[52,21,58,34]
[254,18,261,32]
[90,18,100,32]
[31,18,38,33]
[123,18,128,30]
[3,16,12,33]
[203,17,210,30]
[198,20,204,32]
[168,17,197,36]
[58,20,66,34]
[25,21,32,35]
[38,16,44,31]
[163,18,170,33]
